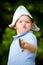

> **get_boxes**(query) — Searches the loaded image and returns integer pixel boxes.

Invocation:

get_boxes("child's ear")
[13,25,16,29]
[32,23,35,29]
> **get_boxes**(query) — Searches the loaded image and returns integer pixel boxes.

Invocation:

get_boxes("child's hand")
[19,39,30,52]
[19,39,25,48]
[19,39,36,52]
[19,39,25,52]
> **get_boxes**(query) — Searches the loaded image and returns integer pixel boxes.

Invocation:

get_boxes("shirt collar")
[13,30,33,39]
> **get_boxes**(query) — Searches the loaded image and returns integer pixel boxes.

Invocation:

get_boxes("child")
[7,5,40,65]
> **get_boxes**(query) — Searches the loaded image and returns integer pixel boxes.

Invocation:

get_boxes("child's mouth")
[23,25,26,29]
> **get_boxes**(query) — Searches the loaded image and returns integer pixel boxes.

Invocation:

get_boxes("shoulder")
[25,31,37,40]
[23,31,37,46]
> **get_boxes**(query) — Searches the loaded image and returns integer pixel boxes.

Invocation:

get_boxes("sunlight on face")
[14,15,34,35]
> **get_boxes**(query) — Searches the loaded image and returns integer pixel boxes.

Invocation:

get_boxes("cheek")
[29,25,33,29]
[16,23,21,29]
[27,24,32,28]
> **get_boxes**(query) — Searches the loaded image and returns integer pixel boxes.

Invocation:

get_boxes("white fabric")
[33,23,40,31]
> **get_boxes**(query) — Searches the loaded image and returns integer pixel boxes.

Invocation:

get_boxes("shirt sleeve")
[23,33,38,50]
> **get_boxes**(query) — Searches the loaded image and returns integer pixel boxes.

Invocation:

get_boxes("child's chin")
[21,30,27,33]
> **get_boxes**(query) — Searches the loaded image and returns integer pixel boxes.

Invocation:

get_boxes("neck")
[17,30,32,35]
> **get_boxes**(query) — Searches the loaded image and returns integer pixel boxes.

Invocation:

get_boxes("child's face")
[14,15,33,35]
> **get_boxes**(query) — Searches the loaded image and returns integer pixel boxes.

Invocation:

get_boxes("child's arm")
[19,39,36,52]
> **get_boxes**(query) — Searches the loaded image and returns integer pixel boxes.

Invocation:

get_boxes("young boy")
[7,5,40,65]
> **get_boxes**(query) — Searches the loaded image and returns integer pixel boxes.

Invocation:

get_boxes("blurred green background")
[0,0,43,65]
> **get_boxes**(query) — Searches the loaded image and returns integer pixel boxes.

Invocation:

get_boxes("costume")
[7,30,37,65]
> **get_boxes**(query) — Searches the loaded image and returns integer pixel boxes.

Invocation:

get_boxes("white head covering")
[9,5,40,31]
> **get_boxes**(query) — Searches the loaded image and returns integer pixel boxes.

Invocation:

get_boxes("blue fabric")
[7,30,37,65]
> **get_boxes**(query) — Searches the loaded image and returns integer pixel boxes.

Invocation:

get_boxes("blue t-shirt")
[7,30,37,65]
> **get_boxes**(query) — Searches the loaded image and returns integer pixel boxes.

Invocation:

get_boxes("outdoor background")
[0,0,43,65]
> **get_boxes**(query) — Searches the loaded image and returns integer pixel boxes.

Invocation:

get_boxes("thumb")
[21,48,24,52]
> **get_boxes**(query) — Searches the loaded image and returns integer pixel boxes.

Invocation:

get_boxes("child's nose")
[22,21,26,24]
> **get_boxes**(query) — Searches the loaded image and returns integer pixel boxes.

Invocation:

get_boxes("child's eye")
[26,21,29,23]
[19,21,22,23]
